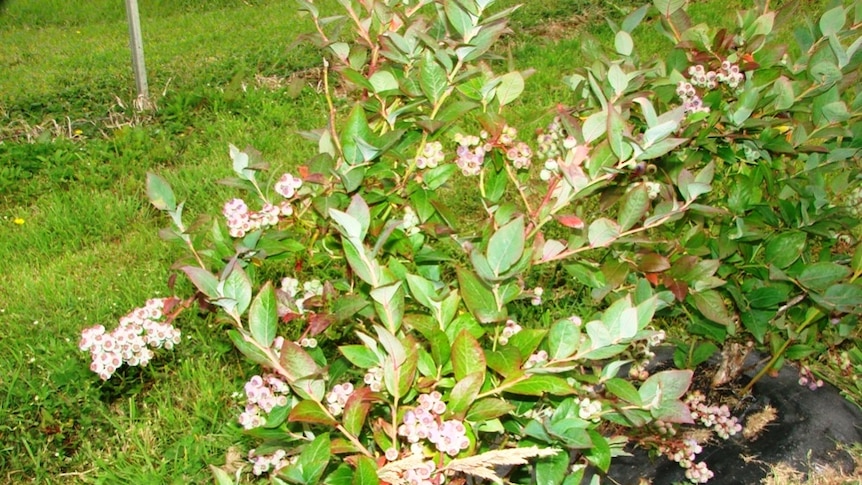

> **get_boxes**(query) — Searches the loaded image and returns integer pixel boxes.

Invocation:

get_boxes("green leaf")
[692,290,735,328]
[819,6,846,37]
[210,466,235,485]
[298,433,331,484]
[765,232,807,269]
[747,286,790,309]
[405,273,439,312]
[607,105,629,160]
[340,106,376,165]
[608,64,628,96]
[852,244,862,273]
[288,400,337,426]
[586,431,611,473]
[653,0,685,16]
[614,31,634,56]
[798,262,851,292]
[445,1,474,40]
[448,372,484,415]
[548,319,581,360]
[249,282,278,348]
[496,72,524,107]
[340,345,380,368]
[420,51,448,106]
[536,448,569,485]
[618,185,649,231]
[352,456,380,485]
[220,264,253,316]
[452,330,486,381]
[810,284,862,313]
[228,329,271,367]
[506,375,575,396]
[370,282,405,333]
[146,173,176,211]
[605,378,642,405]
[182,266,219,299]
[487,216,525,276]
[622,4,650,32]
[588,218,621,248]
[369,70,399,94]
[466,398,515,421]
[457,268,507,323]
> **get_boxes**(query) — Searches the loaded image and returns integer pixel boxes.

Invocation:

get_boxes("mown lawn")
[0,0,846,483]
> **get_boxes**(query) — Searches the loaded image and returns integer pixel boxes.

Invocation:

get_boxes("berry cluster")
[576,397,602,422]
[79,298,182,380]
[222,198,292,238]
[495,125,532,170]
[238,372,292,430]
[660,438,714,484]
[524,350,549,369]
[453,133,487,176]
[397,391,470,457]
[248,448,292,476]
[415,141,445,169]
[537,117,578,181]
[363,366,384,392]
[280,277,324,315]
[677,60,747,115]
[686,391,742,439]
[797,365,824,390]
[274,172,303,198]
[498,319,522,345]
[401,460,439,485]
[325,382,355,416]
[402,206,421,236]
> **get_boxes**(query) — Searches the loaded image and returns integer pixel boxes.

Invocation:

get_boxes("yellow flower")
[13,218,25,225]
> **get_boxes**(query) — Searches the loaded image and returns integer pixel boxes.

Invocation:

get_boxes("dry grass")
[762,445,862,485]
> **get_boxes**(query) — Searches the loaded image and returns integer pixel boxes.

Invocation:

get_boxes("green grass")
[0,0,848,483]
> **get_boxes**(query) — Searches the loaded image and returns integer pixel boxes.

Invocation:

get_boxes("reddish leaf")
[556,214,585,229]
[663,275,689,301]
[343,387,374,436]
[289,400,337,426]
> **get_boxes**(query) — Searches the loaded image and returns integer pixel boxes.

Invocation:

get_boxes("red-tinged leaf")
[343,387,373,436]
[663,275,689,301]
[691,290,735,328]
[556,214,585,229]
[452,330,486,381]
[638,253,671,273]
[645,273,660,286]
[331,438,361,455]
[465,398,515,421]
[505,375,575,396]
[448,372,484,416]
[280,340,321,381]
[288,400,337,426]
[308,312,335,336]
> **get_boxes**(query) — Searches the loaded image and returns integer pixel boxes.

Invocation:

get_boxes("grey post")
[125,0,150,109]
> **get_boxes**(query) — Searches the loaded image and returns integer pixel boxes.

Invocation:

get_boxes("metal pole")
[124,0,150,110]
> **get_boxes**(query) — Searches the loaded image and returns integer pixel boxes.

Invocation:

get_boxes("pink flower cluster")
[397,391,470,457]
[498,319,522,345]
[686,391,742,439]
[415,141,445,169]
[453,133,487,176]
[79,298,181,380]
[325,382,354,416]
[248,448,292,476]
[660,438,714,484]
[238,372,291,430]
[222,198,292,238]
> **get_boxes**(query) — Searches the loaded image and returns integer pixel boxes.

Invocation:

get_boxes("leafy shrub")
[80,0,861,483]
